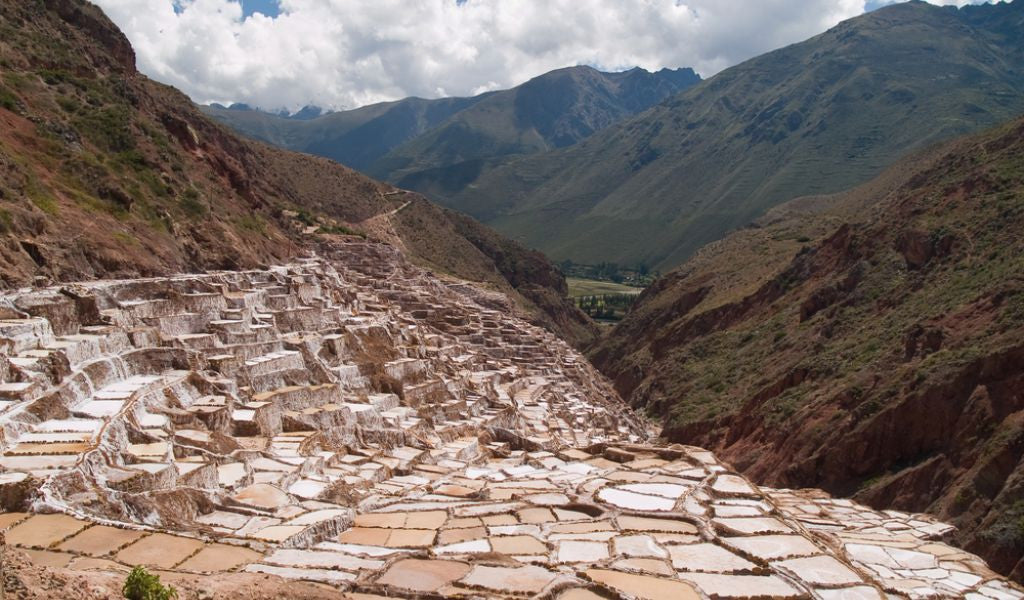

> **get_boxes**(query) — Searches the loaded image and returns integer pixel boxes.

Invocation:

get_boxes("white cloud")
[91,0,993,111]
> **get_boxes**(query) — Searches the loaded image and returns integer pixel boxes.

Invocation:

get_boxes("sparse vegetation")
[122,566,177,600]
[317,223,365,237]
[179,188,206,218]
[979,501,1024,549]
[237,214,267,233]
[112,231,137,246]
[73,105,135,152]
[0,208,13,233]
[26,177,58,215]
[0,85,18,111]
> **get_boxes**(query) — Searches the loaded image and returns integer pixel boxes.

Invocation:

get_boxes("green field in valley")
[567,277,643,299]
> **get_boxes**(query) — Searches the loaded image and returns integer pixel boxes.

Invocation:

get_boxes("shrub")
[0,86,17,111]
[38,68,72,86]
[318,223,365,238]
[180,188,206,218]
[237,214,267,233]
[0,208,13,233]
[73,105,135,152]
[122,566,177,600]
[26,178,58,215]
[56,94,80,114]
[112,231,137,246]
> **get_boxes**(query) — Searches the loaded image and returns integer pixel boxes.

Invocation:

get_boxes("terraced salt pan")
[0,249,1019,600]
[597,487,677,511]
[724,534,821,560]
[679,572,804,598]
[114,533,204,569]
[775,555,863,586]
[232,483,290,509]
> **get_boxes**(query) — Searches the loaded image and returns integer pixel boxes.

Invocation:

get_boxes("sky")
[94,0,993,112]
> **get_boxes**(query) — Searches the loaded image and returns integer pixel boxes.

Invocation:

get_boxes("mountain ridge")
[202,65,700,183]
[440,0,1024,270]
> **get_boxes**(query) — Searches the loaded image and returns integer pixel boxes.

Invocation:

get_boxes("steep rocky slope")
[445,0,1024,269]
[591,116,1024,578]
[0,0,595,346]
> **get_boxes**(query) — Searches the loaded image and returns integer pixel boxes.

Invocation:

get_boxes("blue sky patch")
[242,0,280,18]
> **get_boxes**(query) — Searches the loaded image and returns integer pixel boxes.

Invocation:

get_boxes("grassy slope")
[447,1,1024,270]
[369,67,699,201]
[591,116,1024,577]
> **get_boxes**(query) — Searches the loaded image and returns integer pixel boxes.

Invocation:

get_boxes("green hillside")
[204,66,699,185]
[444,1,1024,270]
[202,95,486,171]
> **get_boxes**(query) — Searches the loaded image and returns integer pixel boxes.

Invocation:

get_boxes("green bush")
[122,566,177,600]
[26,177,58,215]
[0,208,13,233]
[56,94,80,114]
[237,214,266,233]
[180,188,206,218]
[73,105,135,152]
[0,86,17,111]
[317,223,365,238]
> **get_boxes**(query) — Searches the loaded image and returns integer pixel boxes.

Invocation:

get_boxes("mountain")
[203,66,700,180]
[0,0,596,346]
[207,103,328,121]
[367,66,700,192]
[590,115,1024,577]
[203,95,488,172]
[441,0,1024,270]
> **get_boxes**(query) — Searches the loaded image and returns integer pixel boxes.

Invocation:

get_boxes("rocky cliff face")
[591,116,1024,578]
[0,0,594,346]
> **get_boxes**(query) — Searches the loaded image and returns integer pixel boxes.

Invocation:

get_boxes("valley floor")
[566,278,644,299]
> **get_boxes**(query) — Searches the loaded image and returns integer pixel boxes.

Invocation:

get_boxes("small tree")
[123,566,178,600]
